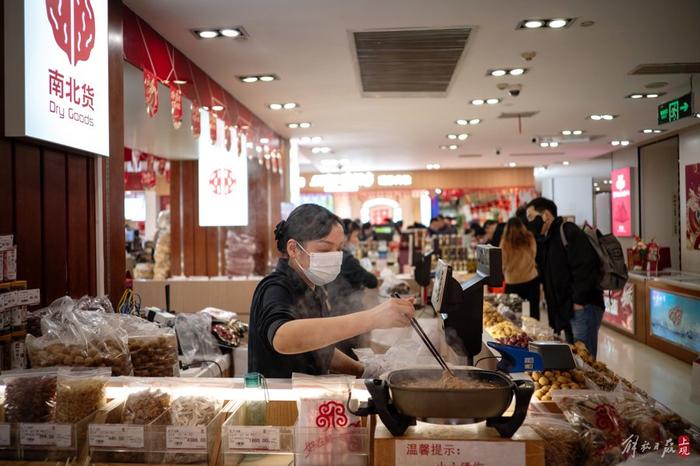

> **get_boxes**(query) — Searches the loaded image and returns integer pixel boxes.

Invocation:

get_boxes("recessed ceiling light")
[596,186,601,192]
[491,69,507,77]
[241,76,258,83]
[259,75,276,82]
[287,123,299,129]
[548,19,568,28]
[448,144,458,150]
[642,129,653,134]
[646,93,659,98]
[283,102,297,109]
[695,113,700,118]
[172,79,188,85]
[630,94,644,99]
[471,99,485,105]
[447,134,458,140]
[508,162,517,167]
[311,136,322,143]
[561,130,572,135]
[219,28,241,38]
[509,68,525,76]
[549,142,559,148]
[457,133,469,141]
[269,103,283,110]
[621,140,630,146]
[572,130,583,135]
[523,20,545,29]
[435,188,442,195]
[197,30,219,39]
[259,138,270,144]
[602,114,614,120]
[626,92,664,99]
[201,106,209,110]
[540,142,549,148]
[299,122,311,128]
[456,119,468,126]
[427,163,441,170]
[486,98,500,105]
[469,118,481,125]
[611,141,620,146]
[211,104,224,111]
[563,161,570,166]
[590,115,602,121]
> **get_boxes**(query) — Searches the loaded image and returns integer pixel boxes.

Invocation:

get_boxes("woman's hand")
[370,297,415,329]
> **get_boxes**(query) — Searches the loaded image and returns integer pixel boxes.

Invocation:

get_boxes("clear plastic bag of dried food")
[174,313,221,366]
[1,367,58,423]
[552,390,630,466]
[122,386,172,425]
[26,296,133,376]
[525,413,584,466]
[74,295,115,313]
[117,314,179,377]
[169,394,222,426]
[55,367,110,423]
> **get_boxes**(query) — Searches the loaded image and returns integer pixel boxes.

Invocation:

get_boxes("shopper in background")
[484,219,506,247]
[526,197,605,358]
[428,217,446,236]
[248,204,414,378]
[359,222,373,241]
[500,217,540,319]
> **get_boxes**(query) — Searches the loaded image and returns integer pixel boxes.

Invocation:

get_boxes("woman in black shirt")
[248,204,414,378]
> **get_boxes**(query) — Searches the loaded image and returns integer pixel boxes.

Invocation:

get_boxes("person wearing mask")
[526,197,605,358]
[500,217,540,319]
[484,219,506,247]
[248,204,414,378]
[359,222,373,241]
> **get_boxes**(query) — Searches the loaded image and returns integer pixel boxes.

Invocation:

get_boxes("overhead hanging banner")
[198,110,248,227]
[611,167,632,237]
[4,0,110,156]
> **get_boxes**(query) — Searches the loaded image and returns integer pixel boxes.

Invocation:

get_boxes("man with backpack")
[526,197,606,358]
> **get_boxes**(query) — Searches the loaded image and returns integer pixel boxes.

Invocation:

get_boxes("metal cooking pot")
[386,368,527,421]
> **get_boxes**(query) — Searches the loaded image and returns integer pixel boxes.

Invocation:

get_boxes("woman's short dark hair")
[342,218,361,237]
[274,204,342,253]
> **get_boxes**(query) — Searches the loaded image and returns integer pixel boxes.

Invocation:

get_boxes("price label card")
[18,289,41,305]
[89,424,144,449]
[228,426,281,451]
[0,424,10,446]
[19,424,72,447]
[166,426,207,450]
[395,440,525,466]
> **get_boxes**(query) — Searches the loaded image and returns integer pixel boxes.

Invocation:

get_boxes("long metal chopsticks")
[392,293,455,376]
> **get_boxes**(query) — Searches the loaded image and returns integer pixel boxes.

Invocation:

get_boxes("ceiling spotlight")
[621,140,630,146]
[563,161,570,166]
[695,113,700,118]
[201,106,209,110]
[590,115,602,121]
[259,137,270,144]
[548,19,568,28]
[241,76,259,83]
[508,162,517,167]
[283,102,297,109]
[197,30,219,39]
[646,93,659,98]
[287,123,299,129]
[549,142,559,148]
[471,99,485,105]
[469,118,481,125]
[448,144,458,150]
[602,114,614,120]
[299,122,311,128]
[427,163,441,170]
[572,130,583,135]
[269,103,283,110]
[456,119,468,126]
[435,188,442,195]
[172,79,188,85]
[509,68,525,76]
[630,94,644,99]
[540,142,549,148]
[219,28,242,37]
[611,141,620,146]
[491,69,507,77]
[642,129,653,134]
[259,75,276,82]
[561,130,572,135]
[596,186,601,192]
[458,133,469,141]
[523,20,544,29]
[211,104,224,111]
[594,182,599,187]
[486,98,500,105]
[447,134,457,140]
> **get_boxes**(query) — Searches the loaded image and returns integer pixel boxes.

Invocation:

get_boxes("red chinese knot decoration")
[315,401,348,430]
[209,169,236,195]
[143,68,159,117]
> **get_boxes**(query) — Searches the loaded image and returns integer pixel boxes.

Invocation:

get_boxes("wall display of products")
[649,287,700,353]
[603,282,635,334]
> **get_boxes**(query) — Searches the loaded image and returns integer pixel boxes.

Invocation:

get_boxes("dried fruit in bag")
[123,389,171,425]
[3,370,57,423]
[55,368,109,423]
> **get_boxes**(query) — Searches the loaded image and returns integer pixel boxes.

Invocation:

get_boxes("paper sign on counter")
[0,424,10,446]
[166,426,207,450]
[20,424,72,448]
[395,440,525,466]
[88,424,144,449]
[228,426,281,451]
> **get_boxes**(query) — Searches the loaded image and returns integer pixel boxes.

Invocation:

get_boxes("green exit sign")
[658,93,693,125]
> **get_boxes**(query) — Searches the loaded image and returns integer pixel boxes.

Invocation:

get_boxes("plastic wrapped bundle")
[174,314,221,366]
[2,368,58,423]
[225,230,257,276]
[153,210,171,280]
[118,315,179,377]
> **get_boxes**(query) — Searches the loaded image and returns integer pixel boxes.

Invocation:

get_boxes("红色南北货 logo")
[46,0,96,66]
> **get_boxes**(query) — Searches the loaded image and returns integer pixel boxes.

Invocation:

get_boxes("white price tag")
[18,289,41,305]
[88,424,144,449]
[228,426,281,451]
[0,424,10,446]
[395,440,525,466]
[166,426,207,450]
[19,423,72,447]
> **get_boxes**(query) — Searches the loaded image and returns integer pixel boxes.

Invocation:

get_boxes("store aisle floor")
[598,327,699,426]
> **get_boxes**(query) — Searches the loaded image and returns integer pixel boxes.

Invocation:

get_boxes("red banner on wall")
[611,167,632,237]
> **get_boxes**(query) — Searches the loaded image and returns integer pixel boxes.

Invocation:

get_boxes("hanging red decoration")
[143,68,159,117]
[235,127,243,157]
[141,154,157,189]
[209,112,218,145]
[224,126,232,152]
[169,84,183,129]
[191,102,201,138]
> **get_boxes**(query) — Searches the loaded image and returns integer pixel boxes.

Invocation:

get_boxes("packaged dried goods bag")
[55,367,110,423]
[117,314,179,377]
[1,368,58,423]
[524,413,584,466]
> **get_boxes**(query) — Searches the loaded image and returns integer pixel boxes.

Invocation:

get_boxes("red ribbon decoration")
[169,84,183,129]
[209,111,218,145]
[144,68,159,117]
[191,102,201,138]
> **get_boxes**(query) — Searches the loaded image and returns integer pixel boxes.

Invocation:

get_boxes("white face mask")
[295,242,342,286]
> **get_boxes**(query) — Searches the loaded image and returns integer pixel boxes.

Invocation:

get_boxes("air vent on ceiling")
[629,63,700,75]
[458,153,482,158]
[510,152,565,157]
[498,111,539,119]
[353,27,471,95]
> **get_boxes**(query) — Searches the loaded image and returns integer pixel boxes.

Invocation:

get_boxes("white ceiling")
[123,0,700,172]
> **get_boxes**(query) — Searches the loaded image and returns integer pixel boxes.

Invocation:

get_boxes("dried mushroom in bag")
[55,368,110,423]
[2,369,57,423]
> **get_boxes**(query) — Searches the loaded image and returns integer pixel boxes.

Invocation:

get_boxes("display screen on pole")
[611,167,632,237]
[4,0,110,156]
[198,110,248,226]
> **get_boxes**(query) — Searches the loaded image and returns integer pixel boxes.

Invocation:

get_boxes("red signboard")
[611,167,632,237]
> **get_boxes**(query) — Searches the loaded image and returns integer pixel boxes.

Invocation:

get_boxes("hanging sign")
[4,0,110,156]
[169,85,183,128]
[143,68,159,117]
[191,102,201,138]
[611,167,632,237]
[198,111,248,226]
